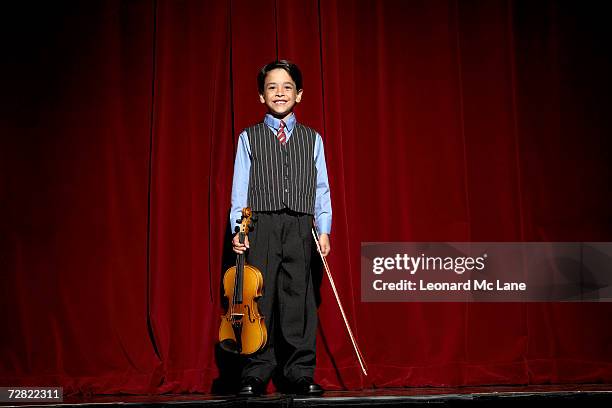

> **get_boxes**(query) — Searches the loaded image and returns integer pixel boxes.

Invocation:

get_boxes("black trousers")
[242,209,317,383]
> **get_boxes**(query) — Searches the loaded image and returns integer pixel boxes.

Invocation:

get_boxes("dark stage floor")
[3,384,612,408]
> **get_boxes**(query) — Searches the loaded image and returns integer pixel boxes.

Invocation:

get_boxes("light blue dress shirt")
[230,113,332,234]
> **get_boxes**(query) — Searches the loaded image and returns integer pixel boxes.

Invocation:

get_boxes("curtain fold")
[1,0,161,394]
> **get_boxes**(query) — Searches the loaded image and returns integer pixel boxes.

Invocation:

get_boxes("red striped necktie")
[277,120,287,145]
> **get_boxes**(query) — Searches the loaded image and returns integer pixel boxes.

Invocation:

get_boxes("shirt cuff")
[316,216,331,235]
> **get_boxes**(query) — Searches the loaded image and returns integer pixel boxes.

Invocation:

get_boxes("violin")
[219,207,267,354]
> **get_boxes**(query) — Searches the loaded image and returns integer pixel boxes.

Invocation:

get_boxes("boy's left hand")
[318,233,330,257]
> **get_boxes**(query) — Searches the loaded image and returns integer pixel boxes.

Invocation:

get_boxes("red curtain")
[2,0,611,395]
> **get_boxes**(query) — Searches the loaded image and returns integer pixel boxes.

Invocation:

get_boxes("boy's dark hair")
[257,60,303,94]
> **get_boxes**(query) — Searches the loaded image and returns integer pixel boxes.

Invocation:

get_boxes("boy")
[229,60,331,396]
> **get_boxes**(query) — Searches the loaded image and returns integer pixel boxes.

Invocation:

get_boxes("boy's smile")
[259,68,303,120]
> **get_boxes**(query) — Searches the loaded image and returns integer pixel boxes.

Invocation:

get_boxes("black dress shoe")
[292,377,324,396]
[238,376,265,397]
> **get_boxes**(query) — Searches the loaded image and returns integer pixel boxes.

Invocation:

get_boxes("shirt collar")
[264,113,296,133]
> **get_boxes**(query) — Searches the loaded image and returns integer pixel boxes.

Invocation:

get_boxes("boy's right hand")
[232,234,250,254]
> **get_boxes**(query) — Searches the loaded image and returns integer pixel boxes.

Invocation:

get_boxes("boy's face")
[259,68,302,119]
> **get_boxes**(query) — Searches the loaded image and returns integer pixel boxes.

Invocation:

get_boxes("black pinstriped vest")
[246,122,317,215]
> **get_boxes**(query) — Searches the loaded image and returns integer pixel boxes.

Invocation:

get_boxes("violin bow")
[312,227,368,377]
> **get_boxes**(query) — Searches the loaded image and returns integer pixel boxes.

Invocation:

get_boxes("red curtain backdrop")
[2,0,611,395]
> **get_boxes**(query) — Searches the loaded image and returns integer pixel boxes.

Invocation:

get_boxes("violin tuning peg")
[235,219,241,224]
[234,226,240,233]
